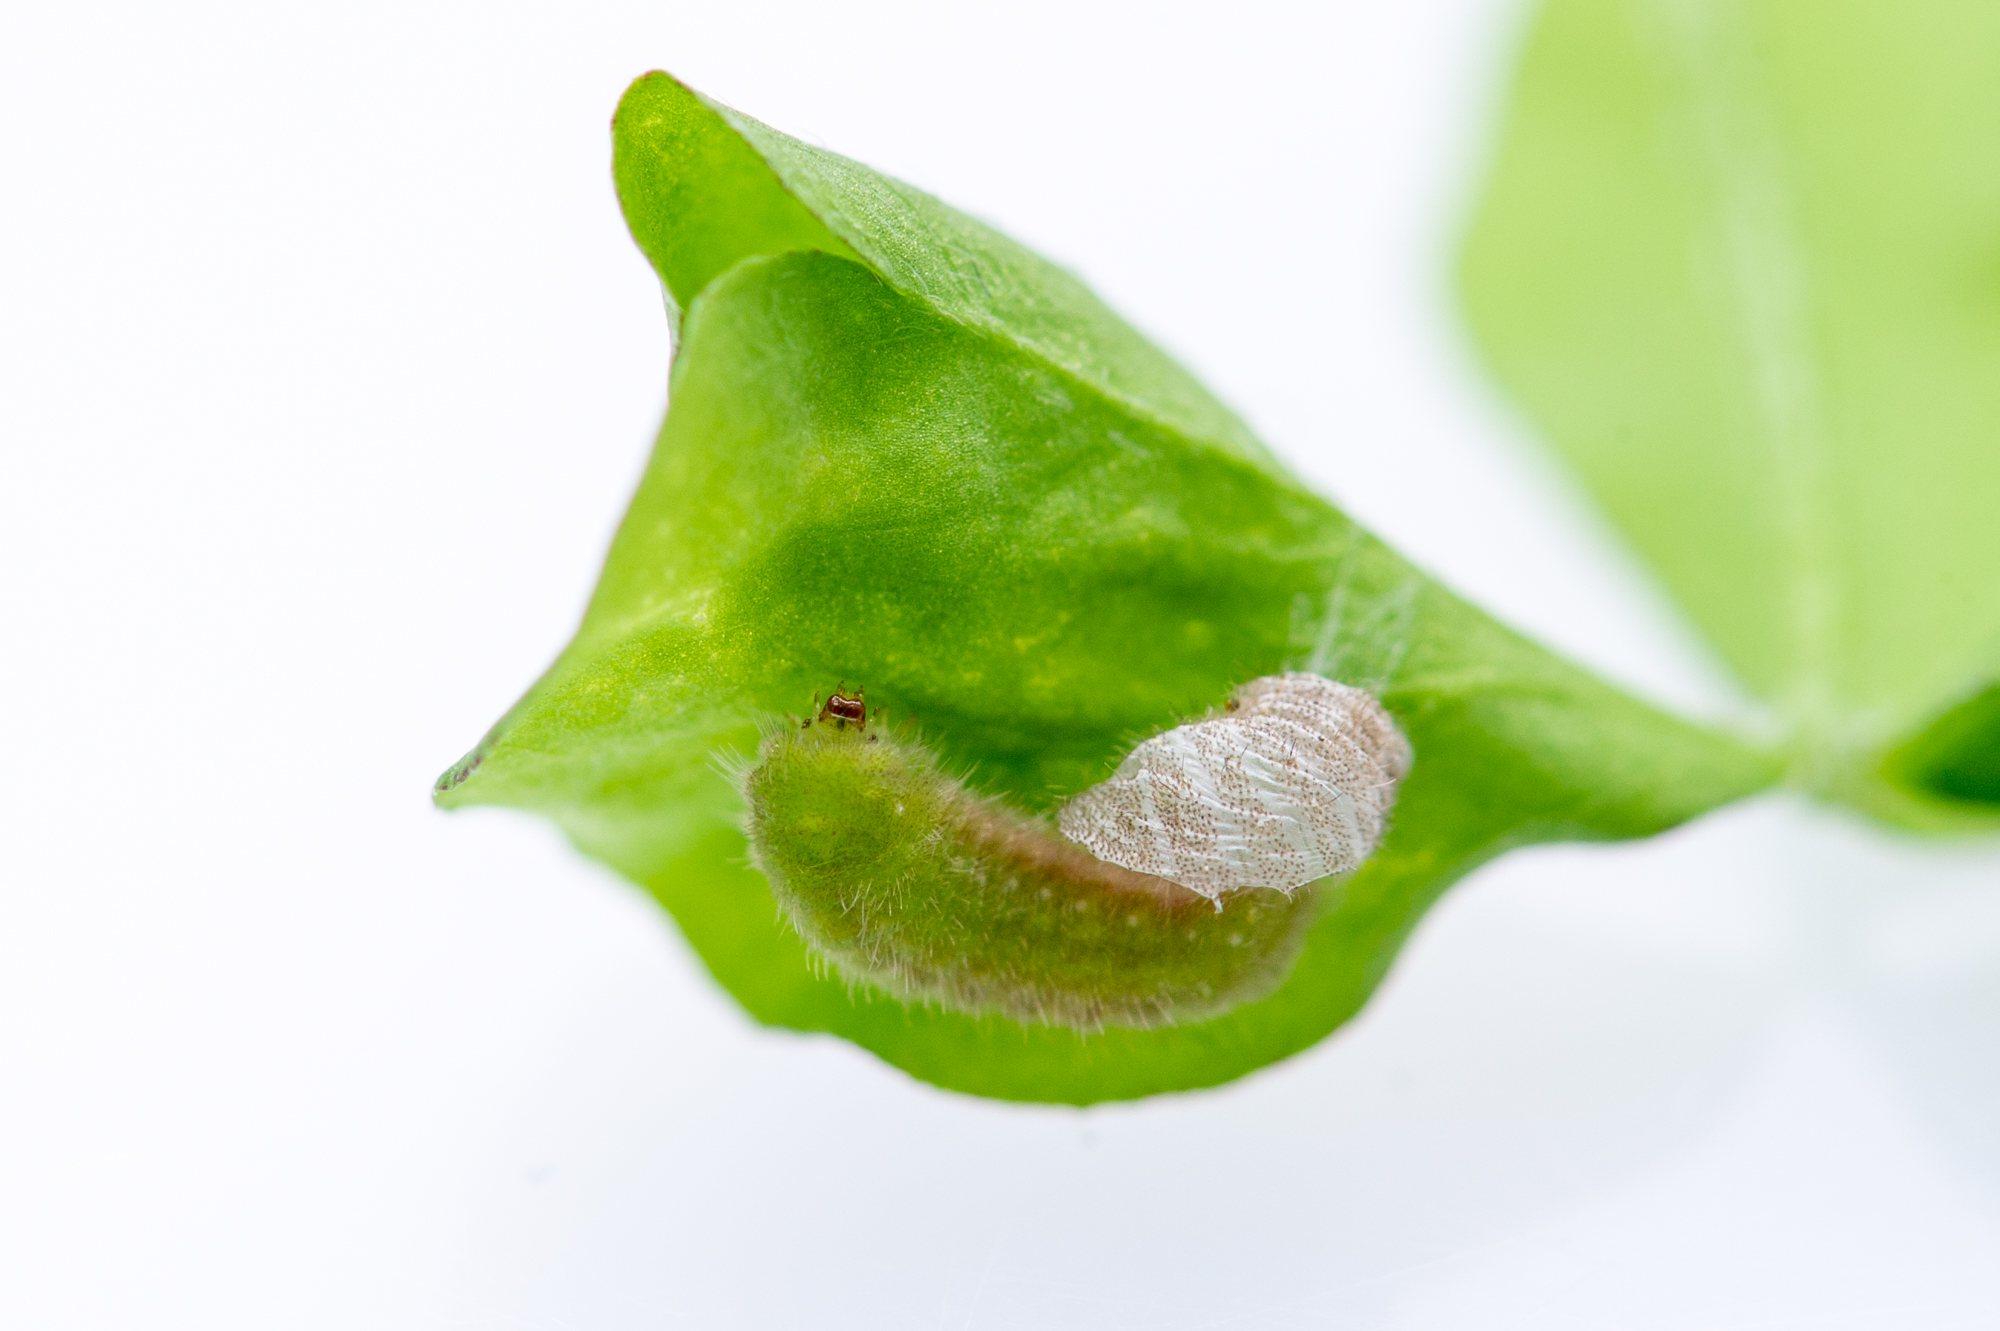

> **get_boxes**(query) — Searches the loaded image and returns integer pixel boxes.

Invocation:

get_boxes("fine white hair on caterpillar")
[1057,673,1412,901]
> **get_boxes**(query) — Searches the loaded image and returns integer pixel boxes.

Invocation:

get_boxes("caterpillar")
[740,674,1411,1031]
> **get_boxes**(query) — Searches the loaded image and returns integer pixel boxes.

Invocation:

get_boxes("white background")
[5,2,2000,1327]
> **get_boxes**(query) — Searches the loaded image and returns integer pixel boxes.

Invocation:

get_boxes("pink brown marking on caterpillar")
[957,804,1204,913]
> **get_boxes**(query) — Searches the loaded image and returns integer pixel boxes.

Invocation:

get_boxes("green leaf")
[1886,684,2000,807]
[437,73,1776,1102]
[611,72,1273,470]
[1459,0,2000,826]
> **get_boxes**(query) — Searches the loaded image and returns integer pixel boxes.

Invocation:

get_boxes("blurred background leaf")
[1459,0,2000,826]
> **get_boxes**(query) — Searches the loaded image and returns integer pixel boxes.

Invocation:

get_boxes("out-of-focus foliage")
[1460,0,2000,827]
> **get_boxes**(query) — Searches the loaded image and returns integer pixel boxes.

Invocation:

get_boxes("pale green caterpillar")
[741,677,1411,1031]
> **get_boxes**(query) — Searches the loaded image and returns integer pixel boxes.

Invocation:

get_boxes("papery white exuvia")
[1059,674,1412,901]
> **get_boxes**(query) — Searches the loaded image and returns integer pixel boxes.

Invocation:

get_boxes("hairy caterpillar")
[740,675,1411,1030]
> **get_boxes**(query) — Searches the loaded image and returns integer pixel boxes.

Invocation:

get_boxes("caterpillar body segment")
[743,717,1317,1030]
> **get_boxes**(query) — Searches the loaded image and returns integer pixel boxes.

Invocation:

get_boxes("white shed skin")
[1059,674,1413,901]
